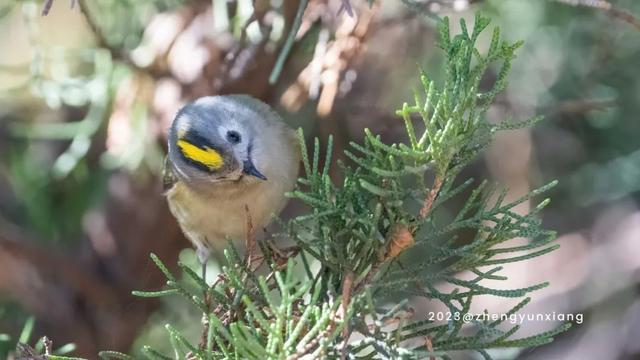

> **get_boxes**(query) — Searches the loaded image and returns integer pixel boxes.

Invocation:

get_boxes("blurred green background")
[0,0,639,358]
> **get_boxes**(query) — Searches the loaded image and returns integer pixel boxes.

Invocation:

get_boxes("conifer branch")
[119,12,571,360]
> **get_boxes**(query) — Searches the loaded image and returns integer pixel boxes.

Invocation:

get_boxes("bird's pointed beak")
[243,159,267,180]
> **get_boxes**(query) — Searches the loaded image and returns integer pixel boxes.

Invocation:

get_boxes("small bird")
[163,95,300,268]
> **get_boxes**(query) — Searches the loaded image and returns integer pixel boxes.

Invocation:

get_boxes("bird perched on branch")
[163,95,300,270]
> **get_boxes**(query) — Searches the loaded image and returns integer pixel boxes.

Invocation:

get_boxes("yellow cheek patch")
[177,139,224,170]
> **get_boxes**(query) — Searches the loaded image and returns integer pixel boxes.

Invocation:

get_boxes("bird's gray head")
[168,95,270,185]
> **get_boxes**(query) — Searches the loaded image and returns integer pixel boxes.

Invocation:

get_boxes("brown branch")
[419,176,443,220]
[340,271,354,331]
[553,0,640,30]
[609,7,640,30]
[0,227,122,355]
[547,98,616,118]
[340,270,355,360]
[0,230,119,307]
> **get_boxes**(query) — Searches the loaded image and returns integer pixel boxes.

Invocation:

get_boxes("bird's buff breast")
[166,176,289,251]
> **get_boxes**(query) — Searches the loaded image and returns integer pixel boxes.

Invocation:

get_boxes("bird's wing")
[162,156,179,193]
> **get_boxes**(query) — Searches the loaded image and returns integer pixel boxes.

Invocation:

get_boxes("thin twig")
[244,205,258,269]
[425,335,435,360]
[77,0,114,51]
[43,336,53,355]
[216,15,272,88]
[338,0,354,17]
[366,307,415,332]
[41,0,77,15]
[41,0,54,16]
[76,0,167,77]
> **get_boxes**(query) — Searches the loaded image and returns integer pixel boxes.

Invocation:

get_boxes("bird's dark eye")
[226,130,241,144]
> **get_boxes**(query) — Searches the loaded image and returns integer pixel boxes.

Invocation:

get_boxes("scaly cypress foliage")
[103,13,570,360]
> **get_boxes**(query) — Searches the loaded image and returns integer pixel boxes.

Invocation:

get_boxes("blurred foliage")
[482,0,640,225]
